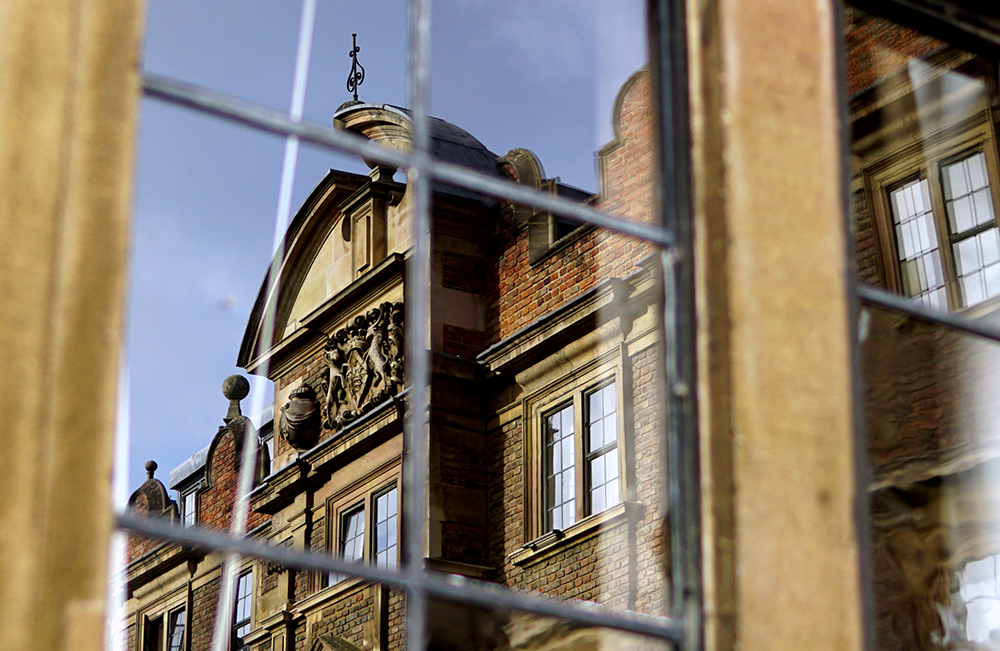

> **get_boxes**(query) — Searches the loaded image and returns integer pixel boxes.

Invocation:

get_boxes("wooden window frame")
[232,569,253,648]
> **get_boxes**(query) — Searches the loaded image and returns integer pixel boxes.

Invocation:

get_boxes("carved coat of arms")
[320,301,404,430]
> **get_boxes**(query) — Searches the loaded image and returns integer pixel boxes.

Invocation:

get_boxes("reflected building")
[122,68,667,651]
[848,5,1000,650]
[122,7,1000,651]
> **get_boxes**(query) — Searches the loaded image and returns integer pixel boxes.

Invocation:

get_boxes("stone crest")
[321,301,404,430]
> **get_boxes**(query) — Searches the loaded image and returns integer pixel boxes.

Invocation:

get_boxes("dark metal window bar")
[116,0,702,650]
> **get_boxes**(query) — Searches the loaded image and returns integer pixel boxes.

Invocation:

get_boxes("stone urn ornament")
[279,384,321,450]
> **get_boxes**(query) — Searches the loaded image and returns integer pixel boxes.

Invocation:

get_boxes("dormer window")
[527,179,593,265]
[181,488,197,527]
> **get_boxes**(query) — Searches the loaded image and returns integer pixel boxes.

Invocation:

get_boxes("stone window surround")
[318,459,402,594]
[520,348,627,552]
[860,92,1000,311]
[138,590,188,651]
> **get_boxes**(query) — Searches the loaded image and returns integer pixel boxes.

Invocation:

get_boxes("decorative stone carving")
[279,384,322,450]
[321,301,404,430]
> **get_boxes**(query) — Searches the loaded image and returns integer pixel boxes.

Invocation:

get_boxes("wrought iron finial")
[346,33,365,102]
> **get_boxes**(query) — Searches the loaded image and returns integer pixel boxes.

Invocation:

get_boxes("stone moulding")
[321,300,404,431]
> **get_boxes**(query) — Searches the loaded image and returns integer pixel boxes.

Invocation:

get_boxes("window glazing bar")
[650,0,701,649]
[403,0,432,648]
[141,74,674,248]
[857,284,1000,344]
[116,513,685,642]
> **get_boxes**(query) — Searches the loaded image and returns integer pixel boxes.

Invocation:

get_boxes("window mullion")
[924,159,962,307]
[575,393,586,522]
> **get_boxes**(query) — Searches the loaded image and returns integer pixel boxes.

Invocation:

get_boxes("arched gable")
[200,416,267,532]
[237,170,368,372]
[127,460,176,518]
[238,104,502,377]
[596,67,654,223]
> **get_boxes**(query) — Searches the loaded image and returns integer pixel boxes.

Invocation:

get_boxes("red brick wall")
[862,311,961,469]
[844,8,943,98]
[387,589,405,651]
[442,324,489,359]
[488,419,524,586]
[487,70,655,344]
[854,188,886,288]
[310,584,374,649]
[200,426,268,532]
[126,493,162,562]
[630,344,668,615]
[440,250,487,295]
[190,576,220,651]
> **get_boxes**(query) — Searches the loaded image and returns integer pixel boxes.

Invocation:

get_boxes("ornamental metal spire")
[346,33,365,102]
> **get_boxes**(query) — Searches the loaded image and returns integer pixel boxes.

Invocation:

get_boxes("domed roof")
[333,103,502,180]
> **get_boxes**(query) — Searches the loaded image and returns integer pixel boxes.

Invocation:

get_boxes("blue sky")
[123,0,647,500]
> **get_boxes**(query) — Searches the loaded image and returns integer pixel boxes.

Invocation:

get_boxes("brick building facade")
[123,67,668,651]
[124,8,1000,650]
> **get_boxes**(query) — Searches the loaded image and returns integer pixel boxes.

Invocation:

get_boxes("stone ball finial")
[145,460,158,479]
[222,375,250,401]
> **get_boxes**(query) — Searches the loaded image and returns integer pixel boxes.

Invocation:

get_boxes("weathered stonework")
[320,300,404,431]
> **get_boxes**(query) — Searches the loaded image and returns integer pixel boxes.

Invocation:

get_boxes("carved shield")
[344,347,373,410]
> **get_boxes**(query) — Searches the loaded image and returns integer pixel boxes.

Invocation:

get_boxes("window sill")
[957,293,1000,320]
[528,224,595,267]
[509,501,639,567]
[293,574,370,615]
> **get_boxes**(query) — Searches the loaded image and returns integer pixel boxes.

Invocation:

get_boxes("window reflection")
[849,9,1000,649]
[848,6,1000,311]
[959,555,1000,644]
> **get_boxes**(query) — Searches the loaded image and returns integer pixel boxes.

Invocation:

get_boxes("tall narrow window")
[545,404,576,531]
[144,615,164,651]
[943,153,1000,304]
[182,489,197,527]
[166,608,186,651]
[328,504,365,585]
[373,487,398,569]
[586,383,620,514]
[232,571,252,648]
[889,179,947,308]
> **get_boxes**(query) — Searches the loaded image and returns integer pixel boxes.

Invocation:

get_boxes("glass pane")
[429,0,649,225]
[986,262,1000,299]
[952,196,975,233]
[861,304,1000,649]
[983,229,1000,267]
[971,153,989,189]
[124,1,668,645]
[975,189,995,226]
[607,448,620,483]
[167,609,185,651]
[948,162,971,200]
[957,237,982,276]
[589,388,604,420]
[591,456,605,487]
[589,419,604,452]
